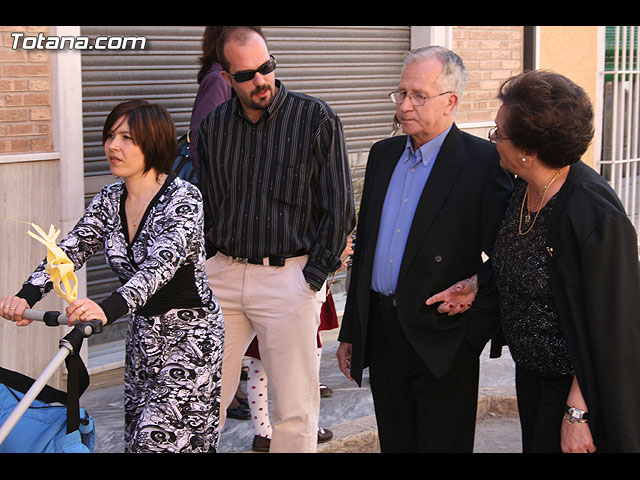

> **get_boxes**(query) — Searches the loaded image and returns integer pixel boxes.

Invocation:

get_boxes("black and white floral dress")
[19,174,224,453]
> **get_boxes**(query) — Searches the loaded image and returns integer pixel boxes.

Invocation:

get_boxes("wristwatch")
[565,405,589,423]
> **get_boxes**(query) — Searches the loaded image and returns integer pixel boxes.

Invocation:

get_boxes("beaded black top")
[493,179,574,376]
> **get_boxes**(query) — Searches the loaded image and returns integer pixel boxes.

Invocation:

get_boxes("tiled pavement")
[80,341,522,453]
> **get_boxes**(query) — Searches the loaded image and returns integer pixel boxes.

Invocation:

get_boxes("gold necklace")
[518,167,565,236]
[130,201,148,228]
[128,190,157,229]
[127,175,166,229]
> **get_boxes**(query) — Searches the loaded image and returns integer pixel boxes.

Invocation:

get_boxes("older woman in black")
[430,70,640,453]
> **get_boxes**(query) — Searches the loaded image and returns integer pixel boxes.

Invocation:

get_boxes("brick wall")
[453,26,523,124]
[0,26,53,155]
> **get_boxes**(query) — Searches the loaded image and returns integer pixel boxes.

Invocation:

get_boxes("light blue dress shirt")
[371,126,451,296]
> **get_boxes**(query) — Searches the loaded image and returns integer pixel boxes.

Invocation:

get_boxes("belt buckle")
[374,291,397,308]
[232,256,249,264]
[269,255,286,267]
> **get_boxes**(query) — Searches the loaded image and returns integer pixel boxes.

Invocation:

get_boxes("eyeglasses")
[389,90,452,106]
[488,126,509,143]
[227,55,276,83]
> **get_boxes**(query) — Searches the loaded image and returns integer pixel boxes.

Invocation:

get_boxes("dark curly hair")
[497,70,594,168]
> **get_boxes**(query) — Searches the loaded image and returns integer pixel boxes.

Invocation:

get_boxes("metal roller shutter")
[79,25,410,333]
[263,26,409,151]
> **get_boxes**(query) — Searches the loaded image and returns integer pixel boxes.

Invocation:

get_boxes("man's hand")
[336,341,354,381]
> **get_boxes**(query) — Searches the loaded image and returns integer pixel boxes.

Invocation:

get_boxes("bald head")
[216,26,267,72]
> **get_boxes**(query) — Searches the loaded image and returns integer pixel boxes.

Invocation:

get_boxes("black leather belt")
[371,290,398,308]
[220,249,307,267]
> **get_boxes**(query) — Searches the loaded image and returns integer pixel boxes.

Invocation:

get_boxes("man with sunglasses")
[197,26,355,453]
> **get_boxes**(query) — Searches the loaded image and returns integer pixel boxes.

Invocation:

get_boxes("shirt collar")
[404,125,452,167]
[233,79,287,123]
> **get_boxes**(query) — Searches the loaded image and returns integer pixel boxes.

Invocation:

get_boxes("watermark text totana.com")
[11,32,147,50]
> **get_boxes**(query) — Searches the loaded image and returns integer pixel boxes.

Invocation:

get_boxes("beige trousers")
[206,252,325,453]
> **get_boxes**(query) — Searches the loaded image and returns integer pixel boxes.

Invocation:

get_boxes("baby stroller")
[0,310,102,453]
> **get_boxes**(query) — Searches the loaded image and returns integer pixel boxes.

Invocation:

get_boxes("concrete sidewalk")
[81,340,522,453]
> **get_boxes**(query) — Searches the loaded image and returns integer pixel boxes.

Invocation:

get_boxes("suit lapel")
[397,125,464,287]
[363,136,407,248]
[357,135,406,307]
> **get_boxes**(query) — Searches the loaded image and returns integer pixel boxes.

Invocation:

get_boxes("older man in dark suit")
[337,46,513,452]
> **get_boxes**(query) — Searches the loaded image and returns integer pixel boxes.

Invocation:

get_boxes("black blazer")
[339,125,513,384]
[544,161,640,452]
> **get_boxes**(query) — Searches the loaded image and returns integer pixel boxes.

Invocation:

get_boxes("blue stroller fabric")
[0,358,95,453]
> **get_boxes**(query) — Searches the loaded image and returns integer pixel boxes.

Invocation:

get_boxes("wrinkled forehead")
[398,58,444,93]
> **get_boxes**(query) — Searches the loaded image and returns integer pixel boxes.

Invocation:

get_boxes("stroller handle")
[0,310,101,448]
[22,309,68,325]
[22,309,103,337]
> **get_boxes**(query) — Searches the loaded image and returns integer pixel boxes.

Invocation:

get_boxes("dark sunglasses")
[227,55,276,83]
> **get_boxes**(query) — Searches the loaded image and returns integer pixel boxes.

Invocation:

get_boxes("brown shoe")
[320,384,333,398]
[252,429,333,451]
[318,427,333,443]
[252,435,270,452]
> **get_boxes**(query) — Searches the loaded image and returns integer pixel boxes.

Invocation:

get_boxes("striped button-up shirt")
[197,80,355,290]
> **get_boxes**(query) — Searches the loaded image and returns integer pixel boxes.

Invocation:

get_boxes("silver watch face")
[568,407,584,418]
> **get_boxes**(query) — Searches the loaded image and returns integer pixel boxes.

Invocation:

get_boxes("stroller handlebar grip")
[22,309,68,326]
[22,310,102,337]
[22,308,102,338]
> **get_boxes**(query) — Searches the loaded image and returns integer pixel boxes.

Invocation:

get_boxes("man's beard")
[247,83,273,109]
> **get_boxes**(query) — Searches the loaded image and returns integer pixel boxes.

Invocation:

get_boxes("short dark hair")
[497,70,594,168]
[102,100,177,175]
[216,26,266,73]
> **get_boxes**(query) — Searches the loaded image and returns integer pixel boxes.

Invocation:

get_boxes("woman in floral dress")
[1,100,224,453]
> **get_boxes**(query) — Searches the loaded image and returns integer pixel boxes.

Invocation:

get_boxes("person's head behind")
[102,99,177,176]
[497,70,594,168]
[197,26,228,84]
